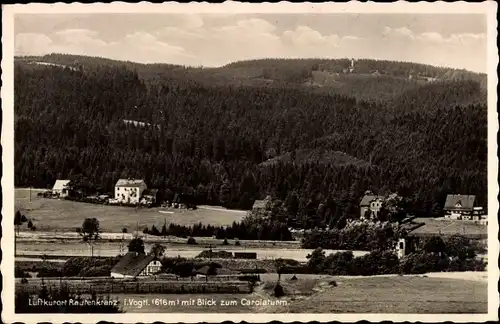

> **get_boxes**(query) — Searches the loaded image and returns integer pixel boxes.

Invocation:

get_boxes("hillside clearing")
[15,189,246,233]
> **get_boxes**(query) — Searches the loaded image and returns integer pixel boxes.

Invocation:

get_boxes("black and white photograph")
[1,2,498,323]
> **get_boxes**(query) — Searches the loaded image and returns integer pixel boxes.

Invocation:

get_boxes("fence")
[17,279,252,295]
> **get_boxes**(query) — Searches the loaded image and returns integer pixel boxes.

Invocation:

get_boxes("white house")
[114,179,147,204]
[110,252,162,278]
[52,180,71,197]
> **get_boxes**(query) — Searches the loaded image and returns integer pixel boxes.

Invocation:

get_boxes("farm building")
[443,194,484,220]
[141,189,159,205]
[359,193,385,219]
[110,252,162,278]
[52,179,71,197]
[114,179,147,205]
[252,196,271,214]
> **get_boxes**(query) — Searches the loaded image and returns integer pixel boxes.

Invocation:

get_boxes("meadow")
[82,275,489,313]
[15,189,247,233]
[285,276,488,313]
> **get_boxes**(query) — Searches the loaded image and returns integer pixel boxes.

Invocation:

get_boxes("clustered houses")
[52,178,159,206]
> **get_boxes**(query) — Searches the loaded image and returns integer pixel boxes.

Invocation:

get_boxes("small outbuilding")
[52,180,71,197]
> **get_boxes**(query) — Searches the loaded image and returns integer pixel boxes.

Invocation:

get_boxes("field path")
[197,205,249,214]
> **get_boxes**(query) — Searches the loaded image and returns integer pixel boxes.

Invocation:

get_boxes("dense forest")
[14,54,488,228]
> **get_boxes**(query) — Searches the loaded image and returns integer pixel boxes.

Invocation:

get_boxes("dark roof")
[408,218,487,239]
[111,252,157,277]
[196,265,211,275]
[443,194,476,210]
[53,180,71,190]
[115,179,147,188]
[252,200,267,209]
[360,195,385,206]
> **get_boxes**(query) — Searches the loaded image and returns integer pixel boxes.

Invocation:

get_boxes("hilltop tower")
[349,58,355,73]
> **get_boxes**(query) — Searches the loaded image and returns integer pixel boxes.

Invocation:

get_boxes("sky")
[14,13,488,73]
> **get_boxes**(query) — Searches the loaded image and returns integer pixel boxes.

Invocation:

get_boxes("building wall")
[139,260,162,276]
[360,206,370,219]
[115,184,147,204]
[444,210,473,220]
[370,199,383,218]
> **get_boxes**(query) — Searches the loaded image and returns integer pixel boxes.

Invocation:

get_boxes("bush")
[235,241,241,246]
[238,274,260,282]
[187,237,197,245]
[399,252,442,274]
[15,266,30,278]
[38,267,62,277]
[274,283,285,297]
[62,256,120,277]
[79,265,112,277]
[222,239,229,245]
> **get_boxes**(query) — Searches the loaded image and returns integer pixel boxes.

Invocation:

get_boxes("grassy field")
[62,275,488,313]
[285,276,487,313]
[15,189,247,233]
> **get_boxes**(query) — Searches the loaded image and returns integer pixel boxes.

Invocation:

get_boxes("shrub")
[323,251,355,275]
[38,267,62,277]
[79,265,112,277]
[274,283,285,297]
[238,274,260,283]
[235,241,241,246]
[399,252,442,274]
[222,239,229,245]
[173,261,195,277]
[15,266,30,278]
[62,256,120,277]
[187,237,197,245]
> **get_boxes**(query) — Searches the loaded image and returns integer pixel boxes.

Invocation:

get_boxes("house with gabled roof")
[110,252,162,278]
[52,179,71,197]
[443,194,479,220]
[114,179,147,204]
[359,193,385,220]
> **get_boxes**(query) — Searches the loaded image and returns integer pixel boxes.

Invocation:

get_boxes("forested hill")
[15,54,487,103]
[14,55,487,228]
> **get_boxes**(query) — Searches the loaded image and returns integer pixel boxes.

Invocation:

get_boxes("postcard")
[1,1,498,323]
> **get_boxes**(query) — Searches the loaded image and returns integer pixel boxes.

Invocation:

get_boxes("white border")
[2,2,498,323]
